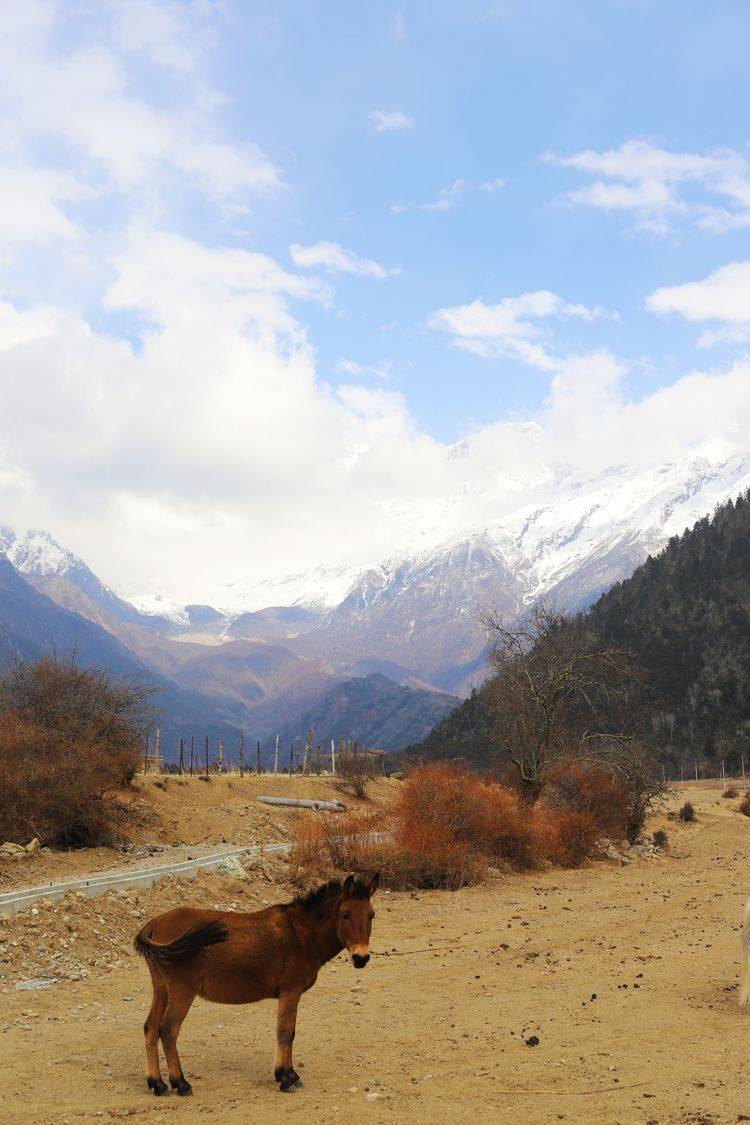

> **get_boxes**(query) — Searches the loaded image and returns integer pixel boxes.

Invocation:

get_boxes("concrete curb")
[0,841,291,917]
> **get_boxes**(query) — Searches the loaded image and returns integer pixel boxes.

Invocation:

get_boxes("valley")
[1,780,748,1123]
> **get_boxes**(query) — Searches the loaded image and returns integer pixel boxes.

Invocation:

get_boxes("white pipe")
[257,796,344,812]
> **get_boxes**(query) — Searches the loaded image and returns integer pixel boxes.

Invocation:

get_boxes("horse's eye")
[341,911,350,920]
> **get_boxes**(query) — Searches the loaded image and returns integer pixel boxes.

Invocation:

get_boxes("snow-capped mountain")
[0,527,169,630]
[217,562,365,614]
[5,450,750,698]
[219,451,750,692]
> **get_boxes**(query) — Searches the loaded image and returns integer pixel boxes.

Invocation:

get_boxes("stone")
[216,857,249,880]
[25,838,41,856]
[0,842,26,856]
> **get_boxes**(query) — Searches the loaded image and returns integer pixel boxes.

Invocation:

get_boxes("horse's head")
[337,873,379,968]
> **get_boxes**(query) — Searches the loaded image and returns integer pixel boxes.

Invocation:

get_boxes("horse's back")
[144,905,219,944]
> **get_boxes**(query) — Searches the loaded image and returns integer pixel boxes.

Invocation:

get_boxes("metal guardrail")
[0,841,292,917]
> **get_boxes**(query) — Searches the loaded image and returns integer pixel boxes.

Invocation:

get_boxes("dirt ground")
[0,775,395,892]
[2,781,750,1123]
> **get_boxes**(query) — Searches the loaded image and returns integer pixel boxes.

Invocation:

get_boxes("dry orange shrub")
[292,760,628,890]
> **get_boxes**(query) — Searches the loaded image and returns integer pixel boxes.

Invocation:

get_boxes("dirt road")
[2,782,750,1123]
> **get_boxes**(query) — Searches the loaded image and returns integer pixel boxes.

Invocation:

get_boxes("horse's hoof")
[147,1077,168,1097]
[278,1068,301,1092]
[170,1076,193,1096]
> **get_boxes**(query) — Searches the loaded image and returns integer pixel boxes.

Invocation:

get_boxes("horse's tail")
[740,900,750,1006]
[134,918,229,963]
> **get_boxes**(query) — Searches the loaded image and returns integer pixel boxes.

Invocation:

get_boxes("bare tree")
[481,602,639,800]
[335,749,378,800]
[607,739,667,842]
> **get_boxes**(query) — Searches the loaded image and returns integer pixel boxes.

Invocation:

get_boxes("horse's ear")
[342,874,355,898]
[368,872,380,896]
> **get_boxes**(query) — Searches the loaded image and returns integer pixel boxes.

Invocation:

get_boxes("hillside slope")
[584,490,750,765]
[273,672,458,753]
[0,555,248,755]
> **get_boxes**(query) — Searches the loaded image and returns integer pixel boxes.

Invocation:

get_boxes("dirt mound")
[0,859,294,987]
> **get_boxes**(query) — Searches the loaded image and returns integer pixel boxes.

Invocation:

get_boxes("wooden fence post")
[273,734,280,774]
[239,728,245,777]
[257,740,262,774]
[178,737,184,775]
[205,735,209,776]
[189,735,194,776]
[154,728,161,774]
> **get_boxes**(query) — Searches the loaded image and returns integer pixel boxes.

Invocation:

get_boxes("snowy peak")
[217,561,368,615]
[7,528,83,578]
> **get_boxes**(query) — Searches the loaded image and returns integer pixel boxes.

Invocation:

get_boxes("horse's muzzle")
[352,952,370,968]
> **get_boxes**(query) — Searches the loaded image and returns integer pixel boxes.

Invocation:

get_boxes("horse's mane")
[288,877,371,913]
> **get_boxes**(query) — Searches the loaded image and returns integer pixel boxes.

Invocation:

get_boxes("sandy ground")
[2,781,750,1123]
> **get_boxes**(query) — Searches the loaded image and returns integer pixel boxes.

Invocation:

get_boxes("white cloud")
[3,240,750,601]
[391,178,467,214]
[369,109,414,133]
[480,178,506,193]
[428,290,606,369]
[337,358,392,380]
[648,260,750,322]
[648,261,750,346]
[0,0,279,251]
[0,167,92,244]
[0,226,431,598]
[290,241,399,280]
[2,8,750,605]
[546,139,750,234]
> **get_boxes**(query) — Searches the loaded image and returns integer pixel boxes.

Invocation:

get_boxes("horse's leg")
[143,965,168,1095]
[159,984,197,1096]
[274,990,302,1091]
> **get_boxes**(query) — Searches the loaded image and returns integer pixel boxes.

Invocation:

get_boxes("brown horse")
[134,872,379,1096]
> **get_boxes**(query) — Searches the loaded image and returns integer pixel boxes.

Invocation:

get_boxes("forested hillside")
[274,672,458,753]
[584,490,750,770]
[406,490,750,773]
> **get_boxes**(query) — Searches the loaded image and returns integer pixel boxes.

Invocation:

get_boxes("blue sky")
[2,1,750,599]
[214,0,750,439]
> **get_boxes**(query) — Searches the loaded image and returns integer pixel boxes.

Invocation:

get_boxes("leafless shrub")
[0,656,153,847]
[335,750,378,800]
[607,740,668,842]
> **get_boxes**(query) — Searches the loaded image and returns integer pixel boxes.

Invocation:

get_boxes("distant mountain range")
[0,529,457,757]
[2,450,749,755]
[128,451,750,692]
